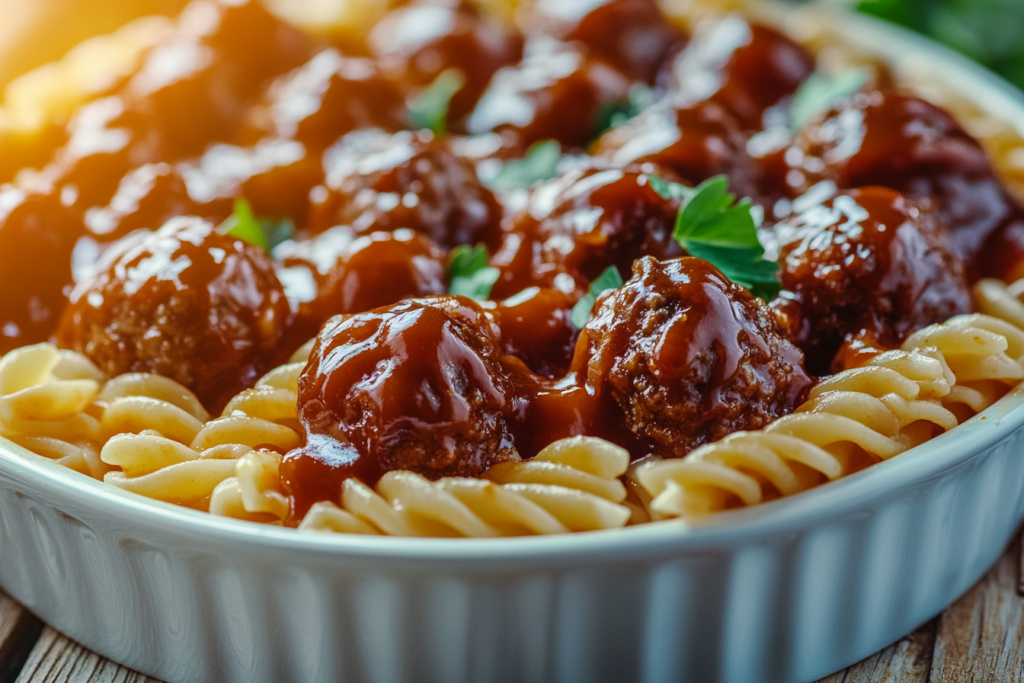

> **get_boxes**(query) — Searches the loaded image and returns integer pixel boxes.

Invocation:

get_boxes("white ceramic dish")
[4,7,1024,683]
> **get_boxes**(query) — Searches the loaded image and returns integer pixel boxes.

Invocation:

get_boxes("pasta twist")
[635,349,959,520]
[0,344,107,478]
[100,362,304,510]
[298,436,632,537]
[902,311,1024,421]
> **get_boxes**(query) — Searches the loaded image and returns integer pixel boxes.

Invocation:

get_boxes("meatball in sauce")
[309,129,503,249]
[291,297,519,500]
[491,166,683,298]
[786,89,1024,275]
[574,256,813,457]
[772,186,972,374]
[57,217,291,412]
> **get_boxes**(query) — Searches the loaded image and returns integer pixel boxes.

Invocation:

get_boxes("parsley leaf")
[790,68,871,131]
[571,265,624,329]
[222,198,269,252]
[221,198,296,253]
[408,68,466,136]
[449,244,500,301]
[651,175,781,301]
[485,139,562,192]
[595,83,655,135]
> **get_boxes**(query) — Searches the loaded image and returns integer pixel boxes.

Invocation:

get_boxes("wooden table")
[3,533,1023,683]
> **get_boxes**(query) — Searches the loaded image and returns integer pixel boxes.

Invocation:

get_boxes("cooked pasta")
[298,437,632,537]
[634,349,959,520]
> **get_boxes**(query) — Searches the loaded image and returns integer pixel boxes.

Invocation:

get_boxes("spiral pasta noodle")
[103,362,305,510]
[0,344,107,478]
[298,436,632,537]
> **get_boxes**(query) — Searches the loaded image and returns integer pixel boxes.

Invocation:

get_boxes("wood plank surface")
[0,592,42,683]
[13,629,157,683]
[1,533,1022,682]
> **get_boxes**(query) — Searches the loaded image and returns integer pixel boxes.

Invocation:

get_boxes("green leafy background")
[855,0,1024,92]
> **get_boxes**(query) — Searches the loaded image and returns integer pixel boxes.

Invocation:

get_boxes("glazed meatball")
[574,256,813,457]
[85,163,231,243]
[294,297,519,488]
[491,167,683,298]
[241,49,408,150]
[492,287,578,378]
[773,186,972,374]
[786,89,1023,270]
[369,3,523,126]
[523,0,682,83]
[662,17,814,130]
[592,99,761,201]
[466,38,633,152]
[308,129,503,249]
[0,189,84,355]
[277,228,448,334]
[47,0,313,209]
[57,216,291,411]
[180,140,322,229]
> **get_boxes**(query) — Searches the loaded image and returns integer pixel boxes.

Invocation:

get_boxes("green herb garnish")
[649,175,781,301]
[485,139,562,192]
[409,68,466,136]
[571,265,625,329]
[449,244,500,301]
[222,198,269,252]
[221,198,295,253]
[595,83,655,135]
[789,69,871,131]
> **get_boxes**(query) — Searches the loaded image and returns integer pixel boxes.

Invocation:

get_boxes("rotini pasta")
[298,437,632,537]
[634,349,959,520]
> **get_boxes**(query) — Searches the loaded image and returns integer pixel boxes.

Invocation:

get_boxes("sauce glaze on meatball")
[491,167,682,298]
[57,216,291,411]
[294,296,519,489]
[786,89,1024,272]
[773,186,972,374]
[574,256,813,457]
[308,129,503,249]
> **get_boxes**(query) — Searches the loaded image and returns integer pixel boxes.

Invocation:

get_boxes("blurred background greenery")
[855,0,1024,91]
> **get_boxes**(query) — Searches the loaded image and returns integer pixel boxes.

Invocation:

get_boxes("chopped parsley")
[485,140,562,192]
[448,244,500,301]
[789,68,871,131]
[649,175,781,301]
[408,68,466,136]
[221,198,295,253]
[571,265,625,329]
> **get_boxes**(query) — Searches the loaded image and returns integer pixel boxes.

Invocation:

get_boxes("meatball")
[523,0,682,83]
[294,297,519,487]
[308,129,503,249]
[278,228,448,334]
[592,99,761,201]
[466,38,633,152]
[85,163,231,243]
[773,186,972,374]
[574,256,813,457]
[0,189,85,355]
[180,140,322,229]
[57,216,291,411]
[46,0,313,209]
[241,49,408,150]
[662,17,813,130]
[369,3,523,126]
[786,89,1022,270]
[491,167,683,298]
[492,287,578,378]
